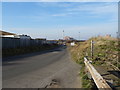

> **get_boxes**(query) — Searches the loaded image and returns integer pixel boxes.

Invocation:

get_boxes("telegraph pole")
[116,32,119,69]
[116,32,119,39]
[79,32,80,41]
[63,30,65,40]
[91,40,94,59]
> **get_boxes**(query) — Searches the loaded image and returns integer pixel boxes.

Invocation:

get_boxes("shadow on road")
[2,45,67,65]
[3,62,21,66]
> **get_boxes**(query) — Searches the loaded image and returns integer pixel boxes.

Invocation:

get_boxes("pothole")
[45,79,61,88]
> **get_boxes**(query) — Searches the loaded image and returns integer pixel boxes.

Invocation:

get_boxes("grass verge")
[69,36,120,88]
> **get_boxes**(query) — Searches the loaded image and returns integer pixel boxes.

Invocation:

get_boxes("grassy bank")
[69,36,120,88]
[2,44,59,57]
[69,41,95,88]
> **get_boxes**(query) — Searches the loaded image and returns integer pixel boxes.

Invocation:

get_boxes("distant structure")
[63,36,75,41]
[98,35,101,37]
[0,30,31,39]
[14,34,31,39]
[46,40,58,44]
[0,30,16,37]
[97,34,112,38]
[105,34,111,38]
[70,42,76,46]
[35,38,47,44]
[35,38,46,40]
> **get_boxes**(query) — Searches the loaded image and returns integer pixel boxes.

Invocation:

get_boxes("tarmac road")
[2,46,81,88]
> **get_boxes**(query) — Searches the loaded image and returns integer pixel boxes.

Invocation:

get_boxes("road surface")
[3,46,81,88]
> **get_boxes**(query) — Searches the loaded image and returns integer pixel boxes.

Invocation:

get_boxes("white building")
[71,42,76,46]
[0,31,31,39]
[64,36,75,41]
[14,35,31,39]
[0,30,16,37]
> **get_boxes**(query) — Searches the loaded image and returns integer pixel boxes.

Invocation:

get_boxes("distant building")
[0,30,16,37]
[35,38,46,41]
[0,30,31,39]
[71,42,76,46]
[105,34,111,38]
[63,36,75,41]
[14,34,31,39]
[35,38,47,44]
[46,40,57,44]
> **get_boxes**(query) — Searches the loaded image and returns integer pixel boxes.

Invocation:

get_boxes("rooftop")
[0,30,16,35]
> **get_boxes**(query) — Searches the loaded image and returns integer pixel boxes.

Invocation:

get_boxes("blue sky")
[2,2,118,40]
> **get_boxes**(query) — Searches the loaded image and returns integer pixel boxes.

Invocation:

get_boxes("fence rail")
[84,57,112,89]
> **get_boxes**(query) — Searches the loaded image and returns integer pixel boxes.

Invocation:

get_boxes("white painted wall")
[1,35,15,37]
[71,42,75,46]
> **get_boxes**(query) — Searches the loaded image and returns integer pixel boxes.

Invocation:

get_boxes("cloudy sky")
[2,1,118,40]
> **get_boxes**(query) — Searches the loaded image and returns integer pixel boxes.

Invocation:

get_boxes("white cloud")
[5,21,117,40]
[65,2,118,22]
[51,12,73,16]
[67,3,117,14]
[52,13,67,16]
[63,22,118,39]
[47,2,117,22]
[2,0,119,2]
[35,2,118,20]
[36,2,72,7]
[2,1,118,40]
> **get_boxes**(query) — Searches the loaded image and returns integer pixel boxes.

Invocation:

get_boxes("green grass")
[79,64,94,88]
[69,36,120,88]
